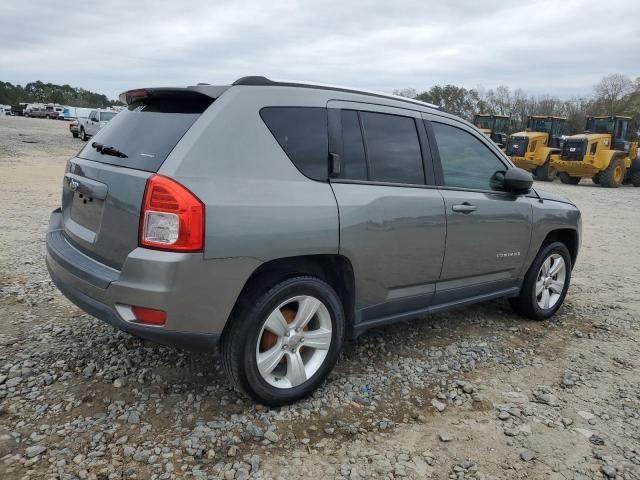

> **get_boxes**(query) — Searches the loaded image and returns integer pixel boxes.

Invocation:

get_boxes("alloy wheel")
[535,253,566,310]
[256,295,332,389]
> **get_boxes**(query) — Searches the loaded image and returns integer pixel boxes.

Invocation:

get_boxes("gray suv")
[46,76,581,404]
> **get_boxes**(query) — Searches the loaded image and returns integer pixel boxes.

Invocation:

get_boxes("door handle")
[452,202,477,214]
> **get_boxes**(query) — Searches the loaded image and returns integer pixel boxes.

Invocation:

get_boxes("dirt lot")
[1,115,639,480]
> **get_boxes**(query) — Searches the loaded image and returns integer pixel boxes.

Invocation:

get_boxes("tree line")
[394,74,640,138]
[0,80,120,108]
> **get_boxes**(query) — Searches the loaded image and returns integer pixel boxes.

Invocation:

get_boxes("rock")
[577,410,595,421]
[431,398,447,412]
[504,425,520,437]
[5,377,22,388]
[574,428,594,439]
[264,430,279,442]
[520,449,536,462]
[561,417,573,427]
[497,410,510,421]
[589,434,605,446]
[439,432,454,442]
[534,393,559,406]
[113,377,126,388]
[127,411,140,424]
[25,445,47,458]
[228,445,238,457]
[600,465,617,478]
[504,392,529,404]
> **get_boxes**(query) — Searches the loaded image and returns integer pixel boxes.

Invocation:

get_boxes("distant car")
[78,109,118,141]
[69,119,80,138]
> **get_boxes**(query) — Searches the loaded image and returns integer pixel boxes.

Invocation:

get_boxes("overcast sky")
[1,0,638,100]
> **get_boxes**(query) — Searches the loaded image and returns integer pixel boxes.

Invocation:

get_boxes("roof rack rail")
[232,76,441,110]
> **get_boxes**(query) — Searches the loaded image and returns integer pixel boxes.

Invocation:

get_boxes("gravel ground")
[1,115,639,480]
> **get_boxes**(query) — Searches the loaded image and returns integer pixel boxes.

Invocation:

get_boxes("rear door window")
[359,111,424,184]
[260,107,329,181]
[77,92,213,172]
[340,110,368,181]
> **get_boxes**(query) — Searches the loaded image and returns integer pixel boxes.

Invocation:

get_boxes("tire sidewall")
[525,242,572,319]
[240,277,345,405]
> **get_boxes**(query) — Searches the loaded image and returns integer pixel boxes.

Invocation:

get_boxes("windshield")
[474,116,494,130]
[527,118,552,133]
[494,117,509,133]
[586,117,615,134]
[100,112,117,121]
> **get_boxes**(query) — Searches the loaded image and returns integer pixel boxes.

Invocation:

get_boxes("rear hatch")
[61,89,215,270]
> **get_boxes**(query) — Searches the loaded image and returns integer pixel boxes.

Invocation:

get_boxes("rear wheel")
[559,172,581,185]
[510,242,571,320]
[72,132,79,138]
[535,157,556,182]
[599,156,625,188]
[220,276,345,405]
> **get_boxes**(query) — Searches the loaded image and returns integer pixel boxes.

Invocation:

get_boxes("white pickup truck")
[78,109,118,141]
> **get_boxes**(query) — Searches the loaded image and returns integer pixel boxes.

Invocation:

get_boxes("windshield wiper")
[91,142,128,158]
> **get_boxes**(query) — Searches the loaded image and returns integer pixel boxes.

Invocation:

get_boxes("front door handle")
[452,202,477,214]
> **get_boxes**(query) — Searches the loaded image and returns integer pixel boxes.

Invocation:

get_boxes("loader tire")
[592,173,600,185]
[630,159,640,187]
[535,158,556,182]
[559,172,581,185]
[599,156,625,188]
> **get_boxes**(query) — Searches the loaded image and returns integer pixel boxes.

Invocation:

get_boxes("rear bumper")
[46,209,261,351]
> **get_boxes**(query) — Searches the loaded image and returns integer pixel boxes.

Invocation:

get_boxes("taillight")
[139,175,204,252]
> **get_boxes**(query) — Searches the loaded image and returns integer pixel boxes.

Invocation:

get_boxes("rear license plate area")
[70,191,104,233]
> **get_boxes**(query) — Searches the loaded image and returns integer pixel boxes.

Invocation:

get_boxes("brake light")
[140,175,204,252]
[132,306,166,326]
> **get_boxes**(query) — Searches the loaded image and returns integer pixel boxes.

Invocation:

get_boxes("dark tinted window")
[360,112,423,184]
[261,107,328,181]
[432,122,506,191]
[78,93,213,172]
[340,110,367,180]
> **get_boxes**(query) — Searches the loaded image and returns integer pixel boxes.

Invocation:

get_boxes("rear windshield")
[100,112,117,121]
[77,92,214,172]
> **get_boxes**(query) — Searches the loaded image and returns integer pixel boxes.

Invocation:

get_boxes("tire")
[72,132,79,138]
[80,128,87,141]
[535,157,556,182]
[220,276,345,405]
[599,156,625,188]
[559,172,581,185]
[592,173,600,185]
[509,241,572,321]
[630,159,640,187]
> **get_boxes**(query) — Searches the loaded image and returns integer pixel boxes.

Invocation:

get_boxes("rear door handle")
[452,202,477,214]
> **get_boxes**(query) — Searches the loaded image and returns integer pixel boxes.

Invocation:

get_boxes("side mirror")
[503,168,533,194]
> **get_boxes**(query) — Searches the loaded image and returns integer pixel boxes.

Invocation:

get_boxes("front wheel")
[559,172,581,185]
[80,128,87,141]
[220,276,345,405]
[510,242,572,320]
[599,156,625,188]
[535,158,556,182]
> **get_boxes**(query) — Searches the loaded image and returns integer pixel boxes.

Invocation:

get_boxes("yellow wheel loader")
[473,114,510,149]
[506,116,567,181]
[550,116,639,188]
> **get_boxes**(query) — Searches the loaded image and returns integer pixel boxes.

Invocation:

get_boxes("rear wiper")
[91,142,128,158]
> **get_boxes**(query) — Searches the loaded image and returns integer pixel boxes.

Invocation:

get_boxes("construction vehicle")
[473,114,510,148]
[506,116,566,181]
[550,115,639,188]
